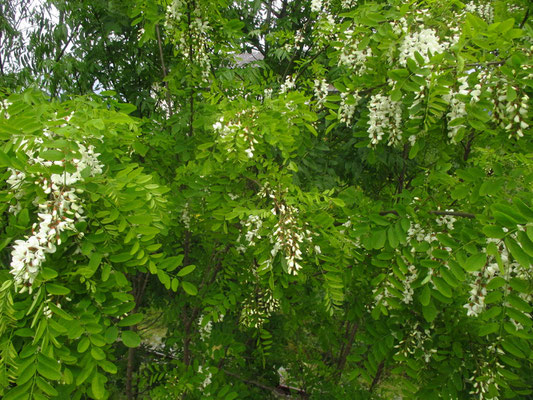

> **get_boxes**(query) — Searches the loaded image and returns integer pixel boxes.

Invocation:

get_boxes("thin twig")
[519,8,529,29]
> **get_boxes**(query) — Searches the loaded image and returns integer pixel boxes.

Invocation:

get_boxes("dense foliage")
[0,0,532,398]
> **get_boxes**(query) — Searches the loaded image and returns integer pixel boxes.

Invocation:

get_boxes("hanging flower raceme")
[8,137,103,290]
[258,184,313,275]
[313,78,329,108]
[398,28,446,67]
[164,0,211,81]
[337,29,372,75]
[240,286,280,329]
[367,93,403,146]
[213,109,259,159]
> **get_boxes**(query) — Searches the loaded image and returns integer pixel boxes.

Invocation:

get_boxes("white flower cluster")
[258,184,312,275]
[398,28,445,67]
[263,88,273,100]
[197,365,212,389]
[373,259,418,307]
[406,222,437,249]
[313,78,329,108]
[165,0,211,81]
[341,0,358,8]
[164,0,184,30]
[244,215,262,245]
[213,111,258,159]
[240,288,279,329]
[463,239,503,317]
[337,31,372,75]
[311,0,322,13]
[236,214,263,252]
[444,76,469,142]
[198,315,213,342]
[367,94,402,146]
[271,204,307,275]
[0,99,11,119]
[9,140,103,289]
[468,359,502,400]
[465,2,494,23]
[435,211,456,230]
[314,14,336,45]
[339,91,359,127]
[280,75,296,94]
[464,270,490,317]
[493,84,530,139]
[402,264,418,304]
[394,322,436,364]
[391,17,408,37]
[464,235,531,320]
[181,203,191,229]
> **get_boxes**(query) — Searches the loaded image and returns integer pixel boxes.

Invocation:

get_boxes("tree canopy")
[0,0,532,399]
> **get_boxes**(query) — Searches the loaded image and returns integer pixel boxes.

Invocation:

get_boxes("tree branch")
[379,210,476,218]
[335,321,358,382]
[155,24,173,117]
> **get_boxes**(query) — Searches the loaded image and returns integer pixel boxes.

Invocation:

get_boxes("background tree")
[1,0,532,399]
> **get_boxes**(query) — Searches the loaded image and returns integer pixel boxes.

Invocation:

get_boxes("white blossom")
[311,0,322,13]
[398,28,445,67]
[8,139,103,288]
[313,78,329,108]
[367,94,402,146]
[280,75,296,94]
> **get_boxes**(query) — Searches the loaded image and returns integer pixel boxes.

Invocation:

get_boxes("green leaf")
[462,253,486,272]
[505,238,530,268]
[37,360,62,380]
[182,281,198,296]
[40,149,64,161]
[92,119,105,130]
[171,278,179,292]
[91,347,106,361]
[98,360,117,374]
[370,230,387,249]
[487,276,506,290]
[118,313,143,327]
[16,359,36,385]
[110,252,133,263]
[48,303,73,320]
[509,277,529,293]
[0,149,13,167]
[89,252,103,271]
[387,227,399,248]
[157,270,170,288]
[77,336,90,353]
[122,330,141,348]
[478,323,499,336]
[433,276,452,298]
[482,225,506,239]
[46,283,70,295]
[177,264,196,277]
[501,340,525,358]
[3,381,32,400]
[517,231,533,257]
[104,326,119,344]
[92,372,106,399]
[507,307,532,327]
[422,300,437,323]
[40,267,58,280]
[507,294,533,313]
[35,376,59,396]
[76,363,94,386]
[419,285,431,306]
